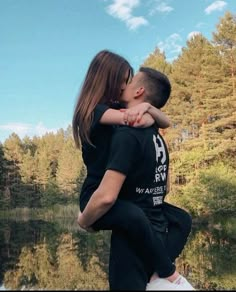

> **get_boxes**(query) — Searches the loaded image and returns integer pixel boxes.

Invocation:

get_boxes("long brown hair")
[72,50,133,148]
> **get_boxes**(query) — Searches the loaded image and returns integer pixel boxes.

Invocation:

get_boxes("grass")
[0,204,80,221]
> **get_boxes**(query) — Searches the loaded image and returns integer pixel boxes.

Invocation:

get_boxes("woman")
[73,50,170,211]
[72,50,193,290]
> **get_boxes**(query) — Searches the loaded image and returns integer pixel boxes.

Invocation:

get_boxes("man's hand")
[77,211,96,233]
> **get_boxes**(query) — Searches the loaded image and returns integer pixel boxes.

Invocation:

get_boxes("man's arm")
[78,170,126,229]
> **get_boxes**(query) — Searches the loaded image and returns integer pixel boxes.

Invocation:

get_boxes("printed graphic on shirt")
[153,134,166,164]
[153,134,167,183]
[135,134,168,207]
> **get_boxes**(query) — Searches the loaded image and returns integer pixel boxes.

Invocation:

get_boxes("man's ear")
[135,87,145,98]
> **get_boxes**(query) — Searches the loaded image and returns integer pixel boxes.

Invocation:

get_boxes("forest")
[0,11,235,220]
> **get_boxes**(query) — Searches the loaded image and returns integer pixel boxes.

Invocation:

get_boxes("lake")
[0,215,235,290]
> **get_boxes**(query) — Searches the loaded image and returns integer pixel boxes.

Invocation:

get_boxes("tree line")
[0,11,235,218]
[143,11,236,217]
[0,127,86,209]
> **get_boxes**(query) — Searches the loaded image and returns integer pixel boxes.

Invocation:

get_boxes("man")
[78,67,194,290]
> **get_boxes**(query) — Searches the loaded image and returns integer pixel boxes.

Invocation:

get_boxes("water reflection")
[0,217,235,290]
[0,220,110,290]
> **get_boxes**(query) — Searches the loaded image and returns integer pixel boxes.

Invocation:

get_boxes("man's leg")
[109,229,151,291]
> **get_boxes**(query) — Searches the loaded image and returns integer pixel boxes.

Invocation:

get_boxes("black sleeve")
[92,104,110,130]
[106,128,140,175]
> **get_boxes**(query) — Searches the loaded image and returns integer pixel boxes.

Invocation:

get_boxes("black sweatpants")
[90,200,192,290]
[109,202,192,290]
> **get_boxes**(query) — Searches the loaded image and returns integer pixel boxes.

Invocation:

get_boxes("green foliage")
[56,138,83,195]
[40,181,63,208]
[161,11,236,218]
[168,162,236,217]
[142,47,172,75]
[1,128,84,210]
[0,143,5,187]
[3,133,24,163]
[213,11,236,101]
[198,163,236,213]
[20,149,36,183]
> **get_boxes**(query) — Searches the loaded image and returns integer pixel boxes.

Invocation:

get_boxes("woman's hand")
[120,102,150,125]
[133,113,155,128]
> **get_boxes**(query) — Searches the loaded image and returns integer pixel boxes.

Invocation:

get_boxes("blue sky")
[0,0,235,143]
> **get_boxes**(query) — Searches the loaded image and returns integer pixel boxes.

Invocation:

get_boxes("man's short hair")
[139,67,171,108]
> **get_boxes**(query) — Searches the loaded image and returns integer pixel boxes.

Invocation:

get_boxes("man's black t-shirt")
[106,126,169,232]
[80,104,114,210]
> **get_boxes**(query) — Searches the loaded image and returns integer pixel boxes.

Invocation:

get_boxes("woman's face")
[120,69,132,98]
[120,71,143,105]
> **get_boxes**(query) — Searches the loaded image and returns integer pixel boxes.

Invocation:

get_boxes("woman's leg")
[92,199,175,278]
[162,202,192,261]
[161,203,196,290]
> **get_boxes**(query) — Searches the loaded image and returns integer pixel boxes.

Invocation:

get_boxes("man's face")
[120,72,143,104]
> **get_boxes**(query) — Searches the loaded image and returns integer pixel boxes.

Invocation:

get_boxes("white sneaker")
[173,275,195,290]
[146,278,183,291]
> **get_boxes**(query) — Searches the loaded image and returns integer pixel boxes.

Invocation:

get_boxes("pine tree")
[206,11,236,163]
[213,11,236,97]
[142,12,236,214]
[34,148,52,190]
[20,149,35,184]
[3,134,24,207]
[0,143,5,190]
[0,143,10,209]
[56,138,83,195]
[142,47,172,75]
[166,34,214,148]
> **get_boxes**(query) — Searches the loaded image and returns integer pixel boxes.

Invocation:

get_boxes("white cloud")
[0,123,31,137]
[157,33,182,58]
[0,122,58,141]
[126,16,148,30]
[34,122,58,137]
[106,0,148,30]
[187,31,201,40]
[196,22,206,29]
[205,1,227,15]
[149,1,174,16]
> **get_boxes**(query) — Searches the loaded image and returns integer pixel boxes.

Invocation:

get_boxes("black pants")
[91,200,192,290]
